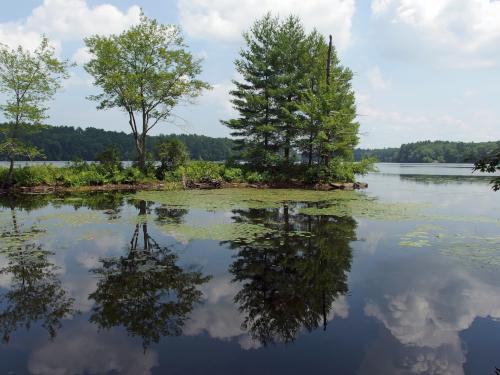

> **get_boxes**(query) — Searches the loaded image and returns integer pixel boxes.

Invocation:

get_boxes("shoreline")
[0,181,368,195]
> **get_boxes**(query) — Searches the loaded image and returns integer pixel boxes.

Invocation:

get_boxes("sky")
[0,0,499,148]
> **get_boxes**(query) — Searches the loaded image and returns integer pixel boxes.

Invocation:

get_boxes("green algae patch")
[76,229,119,242]
[299,197,422,220]
[399,225,445,248]
[156,222,276,242]
[133,189,351,211]
[0,226,46,251]
[133,189,425,221]
[400,224,500,268]
[35,211,105,226]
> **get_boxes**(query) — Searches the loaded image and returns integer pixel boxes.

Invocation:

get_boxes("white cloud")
[355,92,500,148]
[370,0,500,67]
[178,0,356,50]
[0,0,140,53]
[199,80,236,117]
[72,47,93,65]
[366,66,391,90]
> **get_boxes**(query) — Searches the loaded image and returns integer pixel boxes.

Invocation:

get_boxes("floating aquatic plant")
[400,224,500,268]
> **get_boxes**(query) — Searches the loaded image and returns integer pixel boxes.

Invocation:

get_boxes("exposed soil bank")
[0,181,367,194]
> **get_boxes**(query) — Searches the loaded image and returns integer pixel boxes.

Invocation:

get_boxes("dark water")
[0,164,499,375]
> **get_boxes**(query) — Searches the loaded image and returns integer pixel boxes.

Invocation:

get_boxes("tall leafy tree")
[84,13,210,172]
[273,16,311,166]
[222,14,281,171]
[299,35,359,169]
[0,37,71,182]
[224,14,364,182]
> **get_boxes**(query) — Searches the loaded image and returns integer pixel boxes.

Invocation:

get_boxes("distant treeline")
[354,140,500,163]
[0,124,235,161]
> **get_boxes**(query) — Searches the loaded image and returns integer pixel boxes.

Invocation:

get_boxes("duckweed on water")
[133,189,423,220]
[35,211,106,226]
[0,226,46,250]
[400,224,500,268]
[134,189,347,211]
[156,223,276,242]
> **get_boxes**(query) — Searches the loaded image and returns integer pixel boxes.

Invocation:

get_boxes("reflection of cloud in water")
[76,233,128,269]
[0,253,12,288]
[359,333,464,375]
[60,274,97,313]
[183,276,260,349]
[363,259,500,374]
[356,221,386,255]
[28,325,158,375]
[184,276,349,350]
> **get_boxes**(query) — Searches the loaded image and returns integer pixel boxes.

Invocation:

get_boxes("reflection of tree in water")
[154,206,188,225]
[89,201,210,349]
[0,206,75,343]
[226,204,356,345]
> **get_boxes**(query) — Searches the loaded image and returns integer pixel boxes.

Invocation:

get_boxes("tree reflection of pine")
[226,204,356,345]
[0,207,75,343]
[89,201,211,349]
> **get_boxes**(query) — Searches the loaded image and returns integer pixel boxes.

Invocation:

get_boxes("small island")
[0,13,374,194]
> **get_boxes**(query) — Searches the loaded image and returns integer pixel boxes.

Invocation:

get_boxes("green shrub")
[95,144,123,173]
[245,171,266,183]
[223,167,244,182]
[155,139,190,180]
[11,165,57,186]
[184,161,224,182]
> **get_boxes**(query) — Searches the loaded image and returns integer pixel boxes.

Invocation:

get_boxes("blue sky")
[1,0,499,148]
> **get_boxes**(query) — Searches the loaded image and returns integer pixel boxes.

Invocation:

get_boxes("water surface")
[1,164,499,374]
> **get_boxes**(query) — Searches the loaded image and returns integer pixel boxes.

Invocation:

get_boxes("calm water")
[1,164,499,375]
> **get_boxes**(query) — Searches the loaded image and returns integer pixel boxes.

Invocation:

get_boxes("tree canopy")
[355,140,500,163]
[0,124,235,161]
[223,14,363,183]
[84,12,210,171]
[0,37,71,181]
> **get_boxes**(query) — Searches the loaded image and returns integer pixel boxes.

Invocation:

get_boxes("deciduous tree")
[85,13,210,173]
[0,37,71,183]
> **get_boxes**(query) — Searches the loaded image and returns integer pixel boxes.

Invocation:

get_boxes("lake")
[0,163,499,375]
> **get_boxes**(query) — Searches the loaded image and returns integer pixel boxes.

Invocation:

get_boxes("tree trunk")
[308,131,313,166]
[137,135,147,173]
[7,158,15,185]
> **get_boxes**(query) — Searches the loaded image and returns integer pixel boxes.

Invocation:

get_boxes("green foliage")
[183,161,225,183]
[84,12,210,171]
[0,163,147,187]
[0,138,43,164]
[223,14,360,183]
[245,171,266,184]
[155,139,189,180]
[223,167,245,182]
[0,37,71,182]
[0,37,71,126]
[0,124,236,162]
[95,144,122,173]
[474,148,500,191]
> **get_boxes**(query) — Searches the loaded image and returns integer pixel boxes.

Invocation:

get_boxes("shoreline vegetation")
[0,159,369,194]
[0,13,376,194]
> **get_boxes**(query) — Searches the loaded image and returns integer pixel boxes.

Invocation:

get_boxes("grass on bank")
[0,158,374,189]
